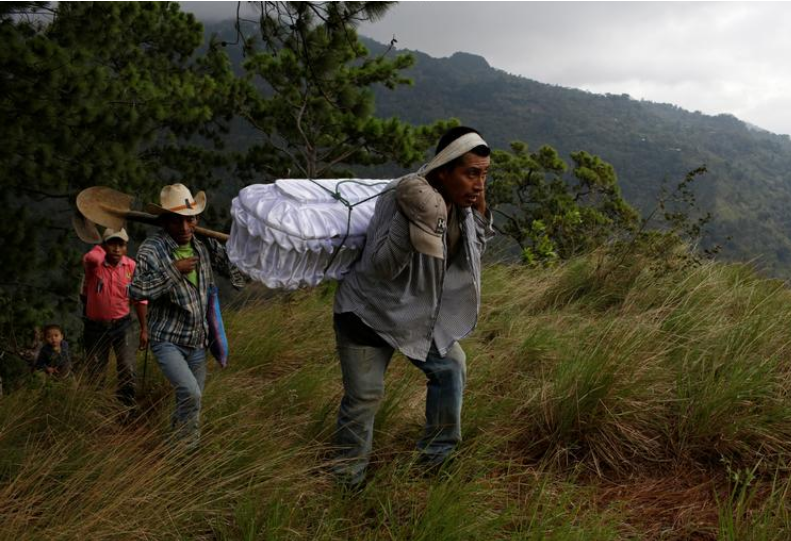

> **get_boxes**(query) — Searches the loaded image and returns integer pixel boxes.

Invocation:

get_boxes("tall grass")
[3,257,791,539]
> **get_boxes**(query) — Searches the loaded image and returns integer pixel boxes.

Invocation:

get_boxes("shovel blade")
[72,211,102,244]
[76,186,133,230]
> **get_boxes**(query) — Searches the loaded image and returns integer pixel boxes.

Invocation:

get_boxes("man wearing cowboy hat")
[129,184,244,447]
[81,227,147,406]
[331,126,494,486]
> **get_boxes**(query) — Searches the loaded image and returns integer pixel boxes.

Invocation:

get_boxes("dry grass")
[3,256,791,539]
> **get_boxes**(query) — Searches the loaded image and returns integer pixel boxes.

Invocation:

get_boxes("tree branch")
[14,187,72,200]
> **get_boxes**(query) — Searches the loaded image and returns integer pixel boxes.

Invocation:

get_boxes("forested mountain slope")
[365,40,791,276]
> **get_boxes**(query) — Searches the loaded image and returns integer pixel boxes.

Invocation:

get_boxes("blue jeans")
[332,318,467,484]
[150,341,206,448]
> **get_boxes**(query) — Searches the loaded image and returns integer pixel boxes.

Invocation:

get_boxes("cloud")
[174,2,791,134]
[358,2,791,134]
[180,1,241,22]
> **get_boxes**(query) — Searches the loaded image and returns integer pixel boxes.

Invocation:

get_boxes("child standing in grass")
[34,324,72,377]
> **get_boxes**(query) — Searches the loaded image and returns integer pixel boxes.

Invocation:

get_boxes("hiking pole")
[141,346,149,394]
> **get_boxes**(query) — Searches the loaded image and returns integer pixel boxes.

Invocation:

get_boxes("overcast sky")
[181,1,791,135]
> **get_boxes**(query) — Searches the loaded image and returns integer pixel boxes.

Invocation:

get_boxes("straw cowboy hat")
[146,184,207,216]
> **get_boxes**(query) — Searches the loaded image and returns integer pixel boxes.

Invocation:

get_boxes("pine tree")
[233,1,454,181]
[488,142,640,265]
[0,2,238,374]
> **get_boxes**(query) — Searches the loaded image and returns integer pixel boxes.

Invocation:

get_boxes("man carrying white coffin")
[332,126,494,486]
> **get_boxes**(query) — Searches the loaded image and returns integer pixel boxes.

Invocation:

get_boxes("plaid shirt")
[130,230,244,348]
[334,177,494,360]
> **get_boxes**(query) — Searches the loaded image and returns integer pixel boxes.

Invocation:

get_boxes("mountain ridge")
[359,37,791,277]
[201,19,791,277]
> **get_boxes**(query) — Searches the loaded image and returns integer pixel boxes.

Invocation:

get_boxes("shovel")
[76,186,229,242]
[71,210,102,244]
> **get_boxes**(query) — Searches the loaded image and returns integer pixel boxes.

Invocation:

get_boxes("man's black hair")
[42,323,63,335]
[431,126,490,177]
[157,213,199,226]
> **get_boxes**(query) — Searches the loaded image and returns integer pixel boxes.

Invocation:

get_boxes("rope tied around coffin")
[305,178,394,274]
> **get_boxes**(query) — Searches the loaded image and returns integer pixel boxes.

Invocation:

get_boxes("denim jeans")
[150,341,206,448]
[83,316,137,406]
[332,317,467,484]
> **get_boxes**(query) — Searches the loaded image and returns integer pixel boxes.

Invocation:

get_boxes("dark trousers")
[83,316,136,406]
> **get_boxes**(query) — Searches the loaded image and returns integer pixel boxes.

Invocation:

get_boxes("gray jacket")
[334,178,494,360]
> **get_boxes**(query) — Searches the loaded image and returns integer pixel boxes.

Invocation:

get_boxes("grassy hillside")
[3,256,791,539]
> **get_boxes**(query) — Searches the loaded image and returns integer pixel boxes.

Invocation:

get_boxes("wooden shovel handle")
[195,227,229,242]
[125,211,229,242]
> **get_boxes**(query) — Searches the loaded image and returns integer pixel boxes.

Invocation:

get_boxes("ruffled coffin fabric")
[227,179,389,289]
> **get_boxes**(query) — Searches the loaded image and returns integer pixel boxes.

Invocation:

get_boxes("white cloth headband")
[418,132,489,176]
